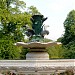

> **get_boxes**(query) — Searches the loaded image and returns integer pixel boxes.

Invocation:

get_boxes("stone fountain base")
[16,42,58,60]
[0,42,74,75]
[26,52,49,60]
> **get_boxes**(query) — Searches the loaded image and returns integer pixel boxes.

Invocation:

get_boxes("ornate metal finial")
[31,15,48,35]
[24,15,49,42]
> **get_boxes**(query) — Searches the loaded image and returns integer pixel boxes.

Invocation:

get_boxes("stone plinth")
[26,52,49,60]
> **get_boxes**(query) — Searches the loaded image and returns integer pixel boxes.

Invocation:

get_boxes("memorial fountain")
[16,15,58,60]
[0,15,74,75]
[15,15,74,74]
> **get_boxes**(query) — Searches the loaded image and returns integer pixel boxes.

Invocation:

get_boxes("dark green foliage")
[57,37,63,42]
[61,10,75,58]
[62,10,75,45]
[63,42,75,58]
[20,48,29,59]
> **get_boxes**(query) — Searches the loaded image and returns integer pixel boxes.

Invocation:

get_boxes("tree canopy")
[0,0,41,59]
[61,10,75,58]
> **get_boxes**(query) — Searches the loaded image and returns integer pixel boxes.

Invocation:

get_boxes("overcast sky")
[23,0,75,41]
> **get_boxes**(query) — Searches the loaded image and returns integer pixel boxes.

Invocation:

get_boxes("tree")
[0,0,27,59]
[0,0,32,42]
[61,10,75,58]
[62,10,75,45]
[0,0,41,59]
[57,37,63,42]
[28,6,41,15]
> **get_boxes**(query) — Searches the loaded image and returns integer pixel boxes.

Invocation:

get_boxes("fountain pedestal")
[26,52,49,60]
[16,42,58,60]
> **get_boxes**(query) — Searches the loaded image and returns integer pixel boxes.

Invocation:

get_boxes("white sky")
[23,0,75,41]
